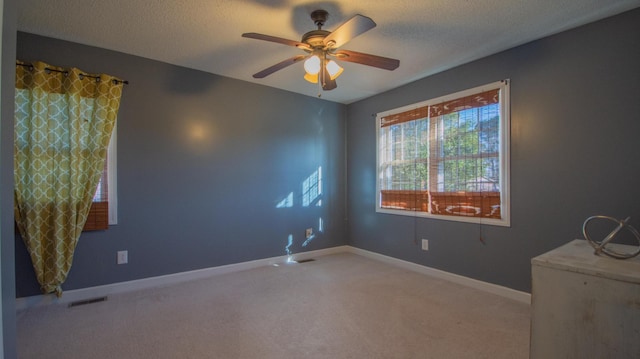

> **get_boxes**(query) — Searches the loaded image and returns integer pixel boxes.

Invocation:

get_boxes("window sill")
[376,206,511,227]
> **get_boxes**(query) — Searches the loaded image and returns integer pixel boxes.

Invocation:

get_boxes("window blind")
[83,159,109,231]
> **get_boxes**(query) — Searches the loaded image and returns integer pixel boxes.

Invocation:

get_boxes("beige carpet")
[17,253,530,358]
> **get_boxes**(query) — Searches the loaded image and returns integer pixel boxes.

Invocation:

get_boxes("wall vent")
[295,258,316,263]
[68,296,107,308]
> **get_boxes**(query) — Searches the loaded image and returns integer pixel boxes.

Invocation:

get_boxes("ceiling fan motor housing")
[301,30,330,48]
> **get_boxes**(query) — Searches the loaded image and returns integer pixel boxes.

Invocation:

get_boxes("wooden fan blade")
[333,50,400,70]
[242,33,311,51]
[323,14,376,49]
[252,55,307,78]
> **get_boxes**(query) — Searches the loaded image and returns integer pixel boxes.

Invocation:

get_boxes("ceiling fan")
[242,10,400,91]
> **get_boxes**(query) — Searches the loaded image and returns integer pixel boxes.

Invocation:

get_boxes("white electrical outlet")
[421,239,429,251]
[117,250,128,264]
[305,228,313,239]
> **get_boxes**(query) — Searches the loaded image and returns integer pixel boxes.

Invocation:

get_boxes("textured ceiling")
[17,0,640,104]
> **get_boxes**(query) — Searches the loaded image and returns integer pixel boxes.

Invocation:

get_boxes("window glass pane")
[436,104,499,192]
[379,118,428,192]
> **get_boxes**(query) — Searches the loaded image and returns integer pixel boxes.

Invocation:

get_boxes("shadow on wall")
[164,66,220,95]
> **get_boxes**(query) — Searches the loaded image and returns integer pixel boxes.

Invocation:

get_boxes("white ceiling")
[17,0,640,104]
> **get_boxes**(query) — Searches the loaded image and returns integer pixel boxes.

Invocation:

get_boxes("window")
[83,124,117,230]
[376,80,510,226]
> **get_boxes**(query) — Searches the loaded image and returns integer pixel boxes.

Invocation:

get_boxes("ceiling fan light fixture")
[304,72,318,83]
[303,55,321,75]
[326,60,343,80]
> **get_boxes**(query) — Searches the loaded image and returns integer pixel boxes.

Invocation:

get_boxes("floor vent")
[68,296,107,308]
[295,258,315,264]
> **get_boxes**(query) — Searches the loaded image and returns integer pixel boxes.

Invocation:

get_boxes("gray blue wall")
[13,8,640,299]
[15,32,347,297]
[347,8,640,292]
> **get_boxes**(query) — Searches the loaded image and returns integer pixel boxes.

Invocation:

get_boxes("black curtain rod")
[16,62,129,85]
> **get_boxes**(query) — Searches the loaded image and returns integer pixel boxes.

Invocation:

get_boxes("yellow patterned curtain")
[14,61,124,296]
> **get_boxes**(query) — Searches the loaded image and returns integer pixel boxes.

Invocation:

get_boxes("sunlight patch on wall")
[276,192,294,208]
[302,233,315,247]
[285,234,294,261]
[302,166,322,207]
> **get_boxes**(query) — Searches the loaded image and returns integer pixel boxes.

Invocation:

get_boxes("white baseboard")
[16,244,530,310]
[15,245,348,311]
[345,246,531,304]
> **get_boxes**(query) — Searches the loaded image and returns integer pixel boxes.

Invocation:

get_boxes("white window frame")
[106,122,118,224]
[375,80,510,227]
